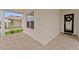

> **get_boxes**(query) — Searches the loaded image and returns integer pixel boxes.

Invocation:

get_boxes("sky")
[5,12,23,17]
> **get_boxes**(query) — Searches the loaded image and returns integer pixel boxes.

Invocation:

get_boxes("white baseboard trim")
[43,32,60,46]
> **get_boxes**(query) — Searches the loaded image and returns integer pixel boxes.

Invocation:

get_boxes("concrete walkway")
[0,32,79,50]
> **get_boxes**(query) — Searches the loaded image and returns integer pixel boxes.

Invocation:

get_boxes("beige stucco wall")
[13,20,22,27]
[77,10,79,38]
[22,9,61,46]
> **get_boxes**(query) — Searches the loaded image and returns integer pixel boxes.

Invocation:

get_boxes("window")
[30,21,34,29]
[27,11,34,29]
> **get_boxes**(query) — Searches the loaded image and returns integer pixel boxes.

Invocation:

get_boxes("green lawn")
[5,29,23,35]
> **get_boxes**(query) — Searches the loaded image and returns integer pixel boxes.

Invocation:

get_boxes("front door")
[64,14,74,34]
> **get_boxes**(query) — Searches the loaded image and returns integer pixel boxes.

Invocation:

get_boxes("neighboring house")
[5,16,22,29]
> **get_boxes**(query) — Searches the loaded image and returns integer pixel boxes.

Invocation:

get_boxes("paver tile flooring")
[0,33,78,50]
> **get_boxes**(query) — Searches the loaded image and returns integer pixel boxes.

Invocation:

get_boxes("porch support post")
[0,10,5,36]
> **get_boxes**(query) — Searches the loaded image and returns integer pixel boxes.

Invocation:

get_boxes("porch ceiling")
[3,9,33,14]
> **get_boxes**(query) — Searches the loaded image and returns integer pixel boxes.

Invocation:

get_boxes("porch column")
[0,10,5,36]
[22,14,26,33]
[6,22,9,28]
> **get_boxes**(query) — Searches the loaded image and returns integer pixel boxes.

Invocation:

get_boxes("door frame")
[64,13,74,34]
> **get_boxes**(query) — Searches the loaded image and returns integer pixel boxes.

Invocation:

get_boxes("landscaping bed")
[5,29,23,35]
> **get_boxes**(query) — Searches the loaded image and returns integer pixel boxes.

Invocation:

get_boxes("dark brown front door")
[64,14,74,34]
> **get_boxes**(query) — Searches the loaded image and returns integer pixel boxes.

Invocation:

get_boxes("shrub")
[5,29,23,35]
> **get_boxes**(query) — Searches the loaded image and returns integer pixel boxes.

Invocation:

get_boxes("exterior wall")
[77,10,79,38]
[13,20,22,27]
[23,9,61,46]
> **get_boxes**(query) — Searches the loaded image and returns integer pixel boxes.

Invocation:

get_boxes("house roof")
[5,16,22,21]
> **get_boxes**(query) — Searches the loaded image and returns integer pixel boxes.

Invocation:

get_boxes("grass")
[5,29,23,35]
